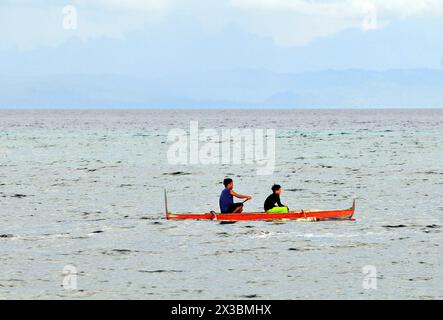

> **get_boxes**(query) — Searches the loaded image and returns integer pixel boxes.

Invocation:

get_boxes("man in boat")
[264,184,289,213]
[219,178,252,213]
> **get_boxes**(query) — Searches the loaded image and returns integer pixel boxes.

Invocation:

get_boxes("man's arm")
[276,195,286,207]
[230,190,252,200]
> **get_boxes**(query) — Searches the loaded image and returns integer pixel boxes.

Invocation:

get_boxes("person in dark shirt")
[219,178,252,213]
[264,184,289,213]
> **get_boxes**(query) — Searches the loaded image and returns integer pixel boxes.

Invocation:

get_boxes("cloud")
[227,0,443,46]
[2,0,172,11]
[1,0,443,51]
[229,0,443,18]
[376,0,443,18]
[0,0,172,50]
[230,0,362,16]
[74,0,172,11]
[227,0,367,46]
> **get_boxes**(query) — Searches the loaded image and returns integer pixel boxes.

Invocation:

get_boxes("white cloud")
[0,1,172,50]
[376,0,443,18]
[3,0,172,11]
[1,0,443,51]
[74,0,172,11]
[228,0,443,46]
[230,0,443,18]
[230,0,361,16]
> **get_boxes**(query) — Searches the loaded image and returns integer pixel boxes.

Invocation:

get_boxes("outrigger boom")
[164,190,356,222]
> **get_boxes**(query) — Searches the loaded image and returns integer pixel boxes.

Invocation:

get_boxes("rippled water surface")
[0,109,442,299]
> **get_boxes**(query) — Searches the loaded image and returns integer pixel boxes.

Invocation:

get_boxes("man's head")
[272,184,282,195]
[223,178,234,190]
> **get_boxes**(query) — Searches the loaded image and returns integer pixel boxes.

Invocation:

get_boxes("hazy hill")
[1,69,442,108]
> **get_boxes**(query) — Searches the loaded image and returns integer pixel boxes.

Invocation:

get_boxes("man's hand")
[247,196,253,200]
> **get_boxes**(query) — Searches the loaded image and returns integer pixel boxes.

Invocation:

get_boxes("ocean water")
[0,109,442,299]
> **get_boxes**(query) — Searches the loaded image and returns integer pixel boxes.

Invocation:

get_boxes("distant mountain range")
[1,68,443,108]
[2,14,443,109]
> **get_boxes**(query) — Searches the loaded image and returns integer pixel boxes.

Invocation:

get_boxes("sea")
[0,109,442,299]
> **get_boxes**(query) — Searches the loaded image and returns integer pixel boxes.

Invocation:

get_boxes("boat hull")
[166,201,355,222]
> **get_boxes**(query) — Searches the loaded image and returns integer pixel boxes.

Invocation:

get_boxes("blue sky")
[1,1,443,107]
[2,0,443,71]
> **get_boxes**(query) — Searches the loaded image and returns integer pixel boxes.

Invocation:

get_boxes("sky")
[1,0,443,107]
[1,0,443,47]
[2,0,443,73]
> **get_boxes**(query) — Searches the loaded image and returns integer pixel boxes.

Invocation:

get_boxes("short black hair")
[223,178,233,187]
[272,184,281,192]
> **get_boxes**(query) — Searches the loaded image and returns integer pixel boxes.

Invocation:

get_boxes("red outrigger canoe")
[165,191,356,222]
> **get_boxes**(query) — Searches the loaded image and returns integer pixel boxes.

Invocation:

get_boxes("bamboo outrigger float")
[164,190,356,222]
